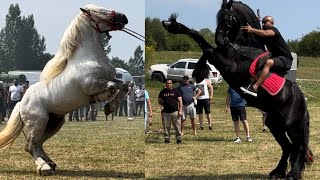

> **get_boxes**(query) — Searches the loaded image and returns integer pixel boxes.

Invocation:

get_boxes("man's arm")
[241,24,275,37]
[158,97,163,106]
[147,98,153,117]
[193,88,202,100]
[225,93,230,113]
[206,79,213,100]
[177,96,183,116]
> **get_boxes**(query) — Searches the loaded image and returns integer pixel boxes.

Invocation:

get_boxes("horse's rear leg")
[38,113,65,171]
[265,113,291,179]
[23,112,55,176]
[286,118,309,179]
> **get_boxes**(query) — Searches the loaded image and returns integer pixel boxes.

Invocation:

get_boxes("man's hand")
[241,24,253,33]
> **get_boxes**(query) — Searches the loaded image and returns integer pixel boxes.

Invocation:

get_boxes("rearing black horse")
[162,0,313,179]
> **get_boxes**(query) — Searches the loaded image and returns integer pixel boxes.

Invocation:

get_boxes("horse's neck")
[74,26,106,63]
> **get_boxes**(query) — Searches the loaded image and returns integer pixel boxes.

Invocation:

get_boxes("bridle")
[81,8,145,42]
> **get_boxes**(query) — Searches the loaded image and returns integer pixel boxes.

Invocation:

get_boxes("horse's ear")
[226,0,233,10]
[221,0,227,9]
[80,8,89,13]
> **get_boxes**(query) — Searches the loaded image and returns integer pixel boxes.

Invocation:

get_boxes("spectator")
[194,78,213,130]
[135,85,145,116]
[225,87,252,143]
[178,76,202,135]
[127,82,136,120]
[144,89,153,134]
[7,79,23,118]
[0,82,6,122]
[22,80,29,97]
[158,79,183,144]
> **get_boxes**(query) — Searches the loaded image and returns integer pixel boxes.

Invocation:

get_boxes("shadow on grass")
[149,173,269,179]
[0,169,144,179]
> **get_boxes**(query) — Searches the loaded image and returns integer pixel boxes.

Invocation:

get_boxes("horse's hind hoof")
[36,163,54,176]
[47,162,57,171]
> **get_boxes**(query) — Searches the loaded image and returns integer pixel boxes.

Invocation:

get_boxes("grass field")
[145,51,320,179]
[0,112,145,180]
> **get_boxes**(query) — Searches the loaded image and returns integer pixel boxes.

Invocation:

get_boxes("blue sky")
[146,0,320,41]
[0,0,145,61]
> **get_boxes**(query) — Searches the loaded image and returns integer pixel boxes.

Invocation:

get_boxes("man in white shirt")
[7,79,23,118]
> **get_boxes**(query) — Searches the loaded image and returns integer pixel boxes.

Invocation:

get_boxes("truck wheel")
[152,73,165,82]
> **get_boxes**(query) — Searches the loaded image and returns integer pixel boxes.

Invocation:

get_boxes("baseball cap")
[183,76,189,80]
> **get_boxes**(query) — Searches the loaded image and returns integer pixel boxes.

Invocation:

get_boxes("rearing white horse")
[0,4,129,176]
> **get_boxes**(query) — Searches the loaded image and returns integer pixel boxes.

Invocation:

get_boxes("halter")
[81,9,145,42]
[83,10,119,33]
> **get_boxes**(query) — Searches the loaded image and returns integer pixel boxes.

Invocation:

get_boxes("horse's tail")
[304,110,314,166]
[0,102,24,149]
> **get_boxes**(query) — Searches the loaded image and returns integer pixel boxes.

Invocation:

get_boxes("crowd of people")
[145,76,269,144]
[0,80,29,122]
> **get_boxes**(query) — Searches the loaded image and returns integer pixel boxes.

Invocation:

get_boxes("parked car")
[149,58,223,84]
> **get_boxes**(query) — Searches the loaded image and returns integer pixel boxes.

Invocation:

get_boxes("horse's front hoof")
[36,163,54,176]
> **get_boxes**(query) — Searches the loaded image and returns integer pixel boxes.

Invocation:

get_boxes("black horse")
[162,0,313,179]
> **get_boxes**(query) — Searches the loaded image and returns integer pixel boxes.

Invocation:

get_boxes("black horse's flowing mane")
[231,1,261,29]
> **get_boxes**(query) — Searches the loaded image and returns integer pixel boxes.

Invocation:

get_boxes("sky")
[0,0,145,61]
[146,0,320,41]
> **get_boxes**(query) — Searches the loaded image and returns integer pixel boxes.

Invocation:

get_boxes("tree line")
[146,17,320,57]
[0,4,144,76]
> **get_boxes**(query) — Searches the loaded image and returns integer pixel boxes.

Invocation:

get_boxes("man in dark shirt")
[241,16,293,96]
[158,79,183,144]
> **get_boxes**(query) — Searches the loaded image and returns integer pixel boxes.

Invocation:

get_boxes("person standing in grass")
[158,79,183,144]
[194,78,213,130]
[178,76,202,135]
[144,89,153,133]
[225,87,252,143]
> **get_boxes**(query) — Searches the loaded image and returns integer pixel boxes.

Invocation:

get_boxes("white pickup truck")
[149,58,223,84]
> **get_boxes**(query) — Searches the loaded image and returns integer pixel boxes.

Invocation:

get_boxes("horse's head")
[80,4,128,33]
[215,0,263,49]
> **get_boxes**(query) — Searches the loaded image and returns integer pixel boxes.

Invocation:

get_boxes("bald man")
[241,16,293,96]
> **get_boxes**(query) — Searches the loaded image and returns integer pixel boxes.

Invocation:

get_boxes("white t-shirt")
[9,85,22,101]
[194,79,209,100]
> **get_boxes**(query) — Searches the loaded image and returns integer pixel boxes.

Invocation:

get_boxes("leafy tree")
[111,57,129,70]
[127,45,144,75]
[297,31,320,57]
[0,4,50,72]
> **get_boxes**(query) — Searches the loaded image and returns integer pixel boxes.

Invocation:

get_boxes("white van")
[8,70,42,85]
[115,68,133,83]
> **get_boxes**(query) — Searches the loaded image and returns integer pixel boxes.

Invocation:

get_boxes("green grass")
[0,112,145,179]
[145,51,320,179]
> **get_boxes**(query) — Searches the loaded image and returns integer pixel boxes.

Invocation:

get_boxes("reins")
[122,28,145,42]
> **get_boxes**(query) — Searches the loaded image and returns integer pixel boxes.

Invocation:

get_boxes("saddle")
[249,51,285,96]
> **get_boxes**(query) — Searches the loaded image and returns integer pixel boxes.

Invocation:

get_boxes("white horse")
[0,4,130,176]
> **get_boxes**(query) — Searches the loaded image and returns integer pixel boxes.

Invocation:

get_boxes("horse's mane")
[40,13,84,83]
[231,1,261,29]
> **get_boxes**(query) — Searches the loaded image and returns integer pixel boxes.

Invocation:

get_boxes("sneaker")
[176,139,182,144]
[240,86,257,97]
[209,126,213,130]
[164,139,170,143]
[247,137,253,142]
[234,137,241,143]
[199,126,204,130]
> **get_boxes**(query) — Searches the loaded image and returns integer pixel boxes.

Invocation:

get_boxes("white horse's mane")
[40,4,103,83]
